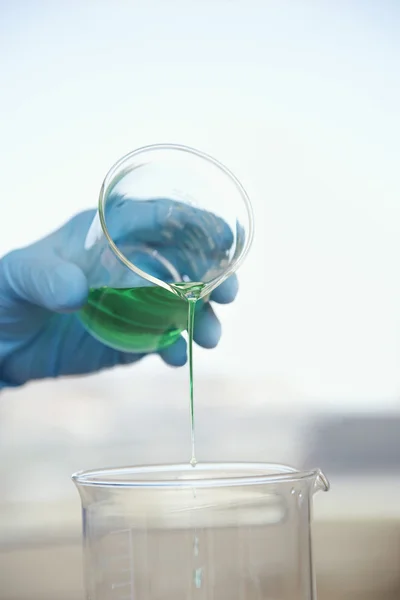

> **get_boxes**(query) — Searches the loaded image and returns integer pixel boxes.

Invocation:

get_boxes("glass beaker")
[76,144,254,353]
[73,463,329,600]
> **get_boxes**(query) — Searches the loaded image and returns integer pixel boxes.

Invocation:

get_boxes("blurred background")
[1,1,400,599]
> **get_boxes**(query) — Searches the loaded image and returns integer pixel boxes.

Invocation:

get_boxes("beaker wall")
[74,463,328,600]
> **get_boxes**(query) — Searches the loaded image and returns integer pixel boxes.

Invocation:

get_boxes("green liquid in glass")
[79,285,188,354]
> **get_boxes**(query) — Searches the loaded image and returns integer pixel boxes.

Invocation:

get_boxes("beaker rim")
[98,143,255,298]
[72,462,329,491]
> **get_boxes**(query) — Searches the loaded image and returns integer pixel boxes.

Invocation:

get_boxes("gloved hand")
[0,208,238,388]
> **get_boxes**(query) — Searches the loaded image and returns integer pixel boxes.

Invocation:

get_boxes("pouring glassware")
[77,144,254,354]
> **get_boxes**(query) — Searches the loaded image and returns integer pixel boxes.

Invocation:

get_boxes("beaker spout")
[313,469,330,494]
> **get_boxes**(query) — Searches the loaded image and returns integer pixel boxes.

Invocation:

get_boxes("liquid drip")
[172,282,205,467]
[187,298,197,466]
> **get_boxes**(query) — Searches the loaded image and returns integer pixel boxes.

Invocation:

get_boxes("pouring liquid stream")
[79,275,204,468]
[187,297,197,467]
[171,281,206,468]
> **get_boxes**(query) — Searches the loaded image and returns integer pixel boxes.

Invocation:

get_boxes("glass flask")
[76,144,254,353]
[73,462,329,600]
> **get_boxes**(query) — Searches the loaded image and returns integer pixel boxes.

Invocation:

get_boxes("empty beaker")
[73,463,329,600]
[75,144,254,353]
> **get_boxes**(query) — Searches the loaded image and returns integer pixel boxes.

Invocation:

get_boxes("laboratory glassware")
[76,144,254,353]
[73,462,329,600]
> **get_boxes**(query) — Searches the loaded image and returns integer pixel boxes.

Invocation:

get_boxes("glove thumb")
[0,248,88,312]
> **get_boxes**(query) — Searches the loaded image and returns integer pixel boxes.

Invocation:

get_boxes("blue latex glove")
[0,209,238,388]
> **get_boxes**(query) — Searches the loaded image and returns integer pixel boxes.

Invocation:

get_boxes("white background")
[1,0,400,408]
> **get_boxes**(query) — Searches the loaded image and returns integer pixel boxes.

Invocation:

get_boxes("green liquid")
[79,285,189,354]
[187,298,197,466]
[79,282,204,465]
[179,283,204,467]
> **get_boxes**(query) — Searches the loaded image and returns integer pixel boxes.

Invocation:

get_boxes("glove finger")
[193,302,221,348]
[159,302,221,364]
[0,249,88,312]
[210,274,239,304]
[159,335,187,366]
